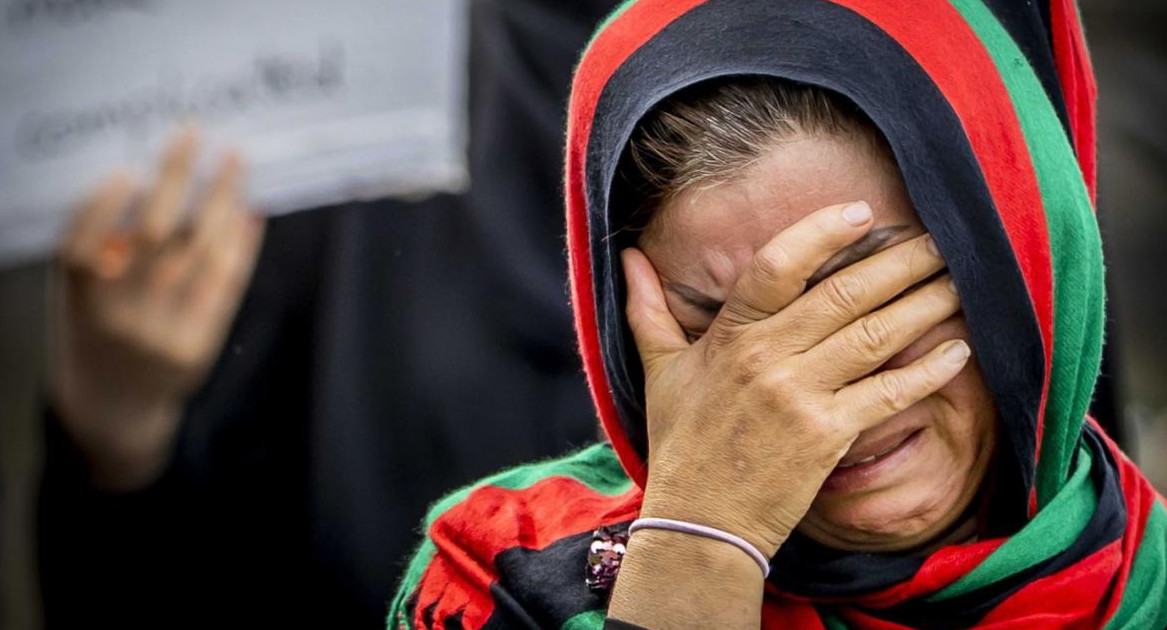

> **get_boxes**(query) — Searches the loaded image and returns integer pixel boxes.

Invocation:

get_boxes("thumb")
[621,248,689,375]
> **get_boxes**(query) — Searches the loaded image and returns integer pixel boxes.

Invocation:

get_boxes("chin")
[803,479,972,552]
[798,427,989,552]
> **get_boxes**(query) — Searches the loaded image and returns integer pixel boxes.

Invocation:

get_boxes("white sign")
[0,0,467,266]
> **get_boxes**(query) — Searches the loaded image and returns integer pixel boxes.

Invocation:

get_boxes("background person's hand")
[621,201,969,558]
[48,128,265,491]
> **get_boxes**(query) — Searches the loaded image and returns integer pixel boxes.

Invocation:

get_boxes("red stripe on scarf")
[824,0,1055,512]
[1089,419,1159,625]
[569,0,1059,499]
[411,478,641,628]
[566,0,708,488]
[1049,0,1099,206]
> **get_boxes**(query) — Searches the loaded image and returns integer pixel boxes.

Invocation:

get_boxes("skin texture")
[641,134,998,553]
[608,133,995,629]
[50,128,265,491]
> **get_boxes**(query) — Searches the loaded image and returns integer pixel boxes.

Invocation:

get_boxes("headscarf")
[391,1,1167,627]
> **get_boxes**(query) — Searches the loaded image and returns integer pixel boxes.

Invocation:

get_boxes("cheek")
[892,317,998,482]
[917,328,998,512]
[932,354,997,473]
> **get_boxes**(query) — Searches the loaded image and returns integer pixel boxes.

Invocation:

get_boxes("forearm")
[607,528,765,630]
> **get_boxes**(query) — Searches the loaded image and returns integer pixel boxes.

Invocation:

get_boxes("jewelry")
[628,517,770,578]
[586,523,630,592]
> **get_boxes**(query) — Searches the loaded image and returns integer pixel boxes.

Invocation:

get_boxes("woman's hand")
[608,201,967,628]
[626,200,966,554]
[49,128,265,491]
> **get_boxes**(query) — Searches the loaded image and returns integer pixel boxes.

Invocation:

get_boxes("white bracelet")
[628,517,771,578]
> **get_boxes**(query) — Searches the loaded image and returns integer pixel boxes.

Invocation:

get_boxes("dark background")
[2,1,1165,628]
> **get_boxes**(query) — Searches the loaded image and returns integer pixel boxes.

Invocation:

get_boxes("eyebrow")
[665,225,913,316]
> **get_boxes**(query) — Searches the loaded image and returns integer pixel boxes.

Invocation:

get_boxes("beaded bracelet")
[628,517,771,578]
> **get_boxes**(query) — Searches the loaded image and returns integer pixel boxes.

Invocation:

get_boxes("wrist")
[630,518,770,577]
[639,491,791,558]
[609,528,765,629]
[52,382,183,491]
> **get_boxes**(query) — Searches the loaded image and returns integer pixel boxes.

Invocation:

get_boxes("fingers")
[138,127,200,249]
[713,201,873,334]
[185,212,265,328]
[154,151,246,287]
[623,247,690,376]
[62,172,137,271]
[804,274,960,386]
[188,152,245,256]
[762,233,944,350]
[833,338,971,431]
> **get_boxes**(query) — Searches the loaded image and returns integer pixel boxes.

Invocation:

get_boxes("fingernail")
[943,340,970,363]
[925,235,940,257]
[841,202,872,226]
[947,277,958,294]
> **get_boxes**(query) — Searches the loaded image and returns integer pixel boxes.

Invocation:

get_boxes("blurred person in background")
[36,1,620,628]
[21,2,1152,630]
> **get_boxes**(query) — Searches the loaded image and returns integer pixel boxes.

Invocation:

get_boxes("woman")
[388,0,1167,628]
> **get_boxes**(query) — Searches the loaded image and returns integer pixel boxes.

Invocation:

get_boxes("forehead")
[641,134,918,290]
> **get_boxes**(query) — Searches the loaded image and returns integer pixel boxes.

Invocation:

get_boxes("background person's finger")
[712,201,873,334]
[623,247,689,376]
[188,151,245,256]
[185,211,265,320]
[62,172,136,269]
[138,127,200,248]
[831,339,971,432]
[804,275,960,386]
[152,152,247,291]
[759,234,944,351]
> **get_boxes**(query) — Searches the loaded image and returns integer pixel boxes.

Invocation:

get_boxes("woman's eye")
[684,330,705,343]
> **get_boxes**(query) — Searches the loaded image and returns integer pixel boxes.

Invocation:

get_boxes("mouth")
[821,428,925,493]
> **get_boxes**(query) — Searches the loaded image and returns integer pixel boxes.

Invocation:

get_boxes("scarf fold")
[389,1,1167,628]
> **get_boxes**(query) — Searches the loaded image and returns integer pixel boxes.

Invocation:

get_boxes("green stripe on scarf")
[561,609,607,630]
[948,0,1105,509]
[1104,501,1167,629]
[930,447,1097,601]
[388,444,632,630]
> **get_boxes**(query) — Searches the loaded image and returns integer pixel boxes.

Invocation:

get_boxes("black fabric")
[981,0,1070,137]
[36,1,619,628]
[980,0,1124,441]
[483,528,613,630]
[586,0,1044,504]
[865,427,1126,628]
[575,0,1124,622]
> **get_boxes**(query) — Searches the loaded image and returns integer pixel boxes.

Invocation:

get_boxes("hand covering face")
[389,1,1167,628]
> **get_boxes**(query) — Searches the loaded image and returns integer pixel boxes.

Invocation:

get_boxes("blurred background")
[1,1,1165,629]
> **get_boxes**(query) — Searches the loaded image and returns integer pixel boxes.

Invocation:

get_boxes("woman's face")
[638,134,998,553]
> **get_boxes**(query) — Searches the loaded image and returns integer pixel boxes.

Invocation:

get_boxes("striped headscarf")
[390,1,1167,627]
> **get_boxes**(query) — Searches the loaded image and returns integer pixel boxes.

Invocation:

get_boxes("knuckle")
[874,373,907,411]
[753,364,800,407]
[733,345,773,385]
[750,243,792,286]
[819,273,865,314]
[856,314,893,354]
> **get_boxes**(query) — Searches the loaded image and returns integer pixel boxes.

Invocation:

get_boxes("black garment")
[37,1,620,628]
